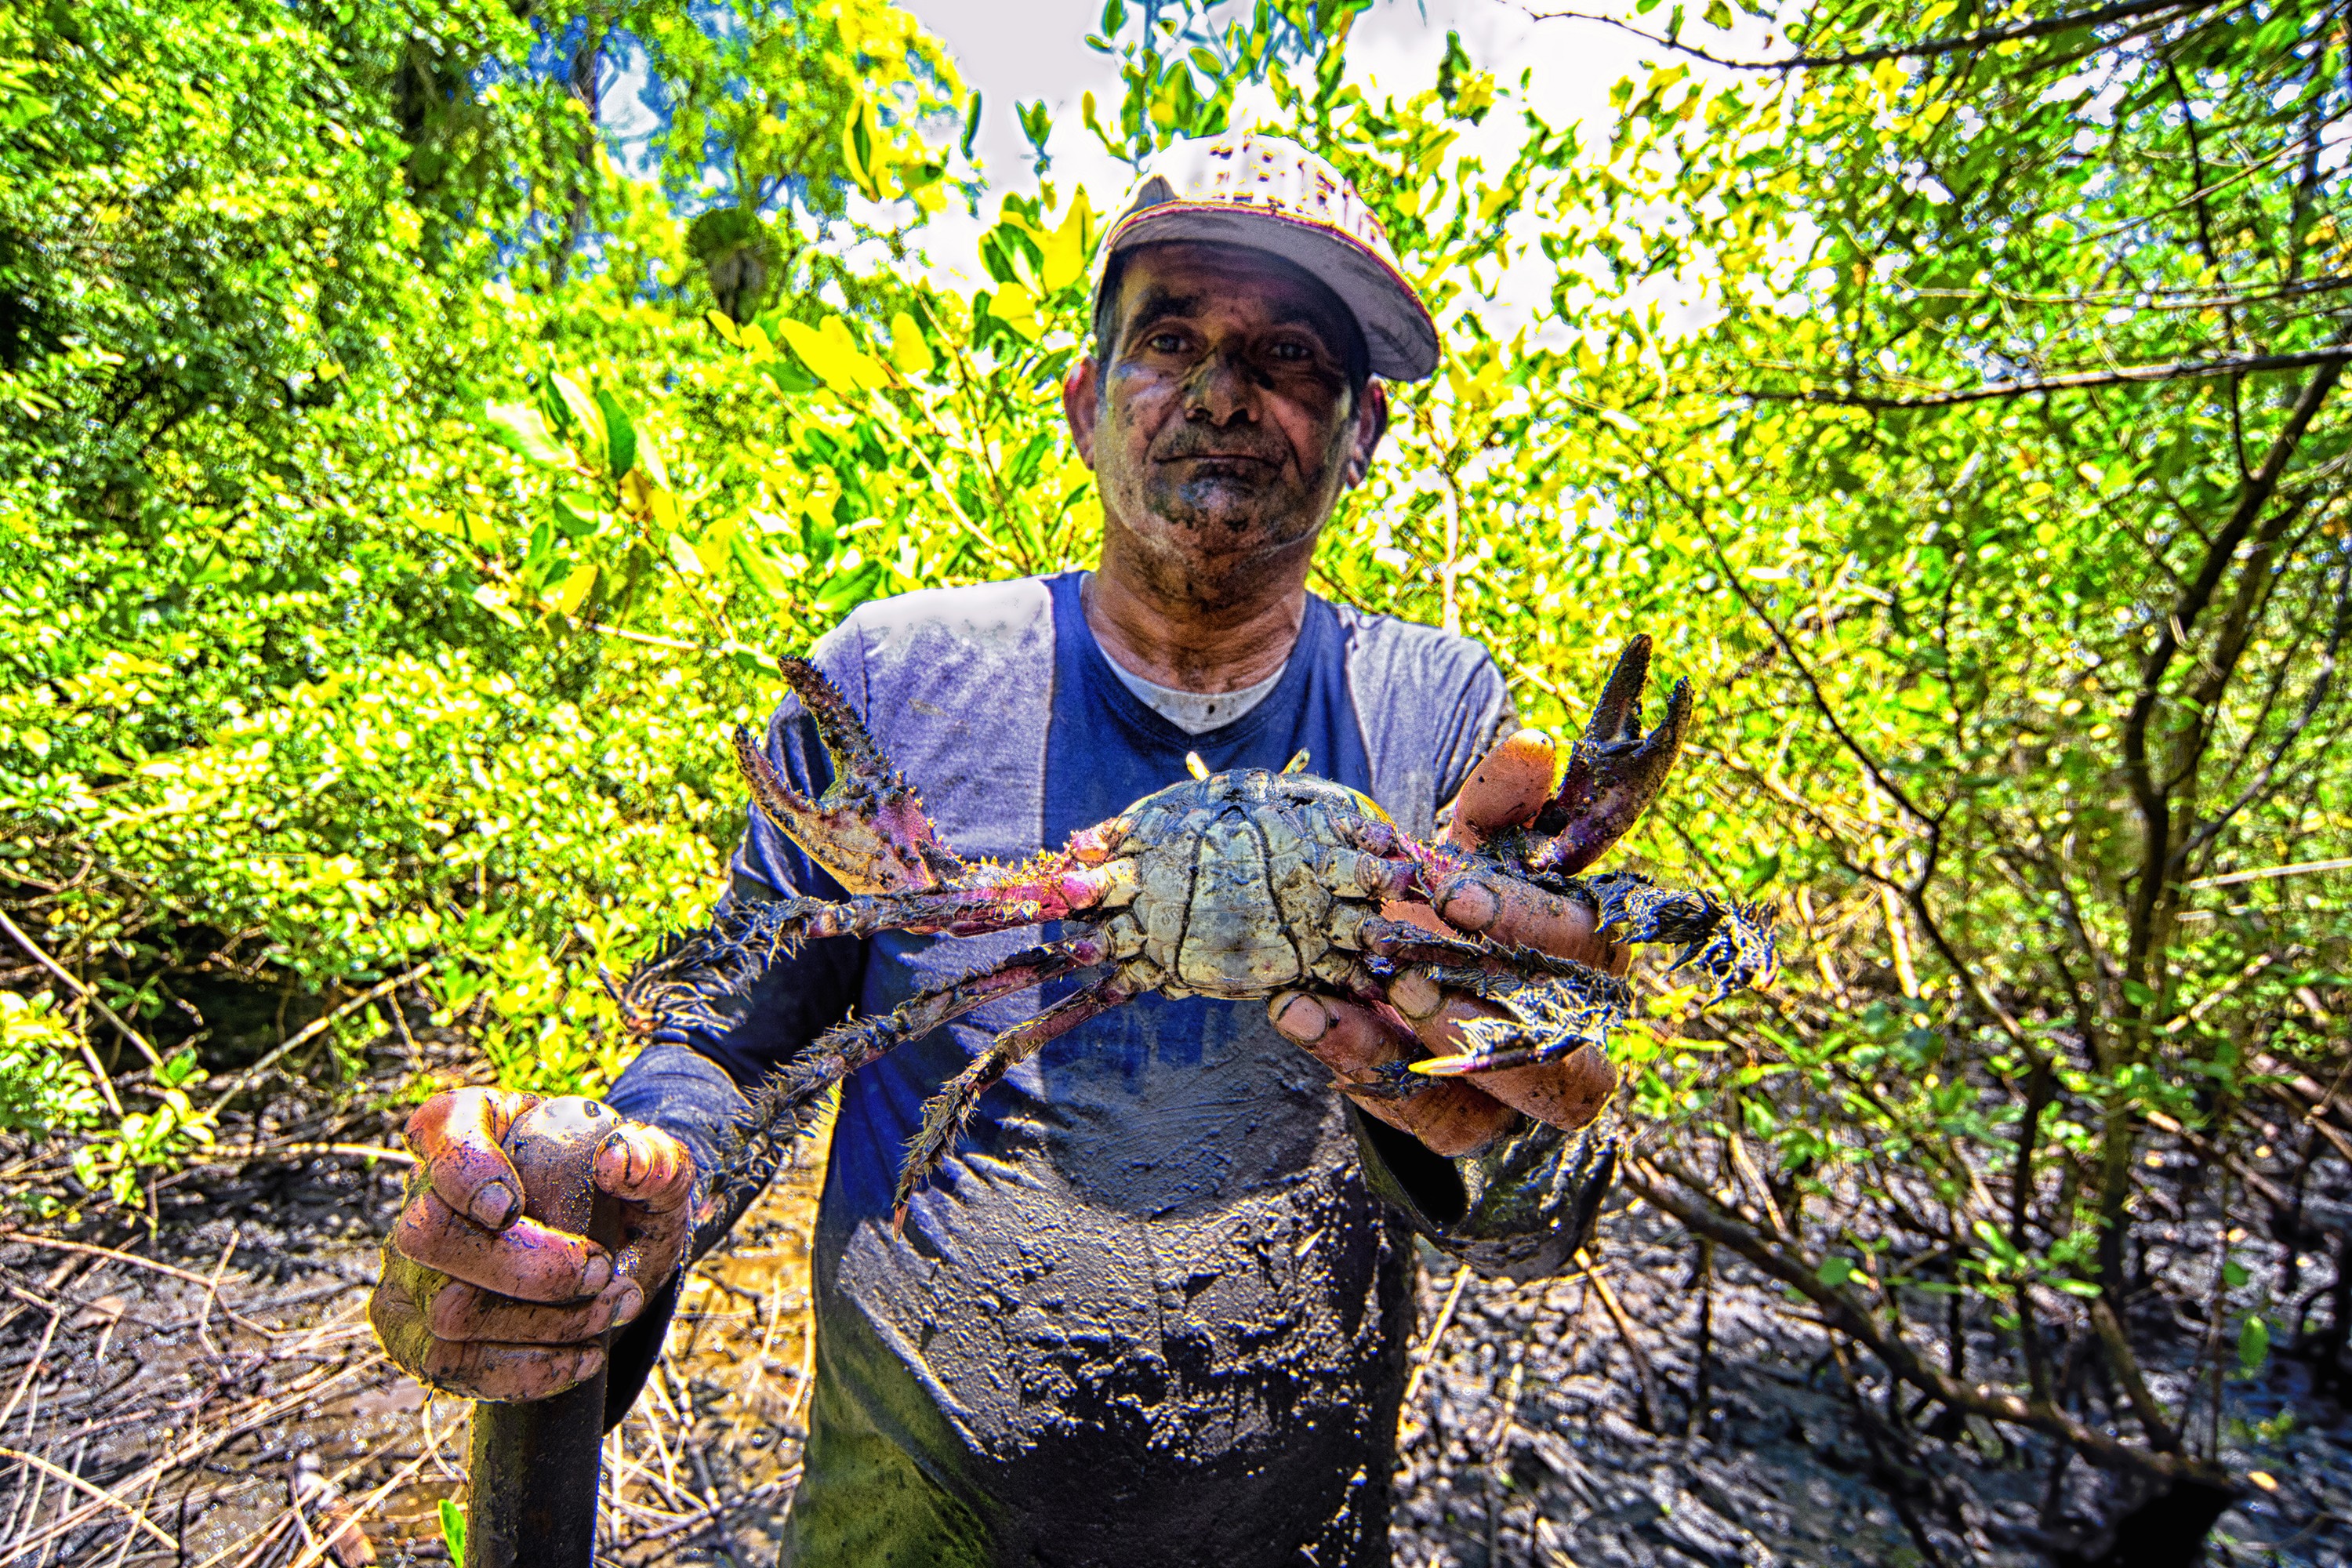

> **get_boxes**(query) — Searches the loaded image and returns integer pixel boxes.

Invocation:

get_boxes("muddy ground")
[2,1063,2348,1567]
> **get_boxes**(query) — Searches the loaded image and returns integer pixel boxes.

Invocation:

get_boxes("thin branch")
[2184,543,2352,862]
[1522,0,2228,72]
[1730,343,2352,411]
[2089,1296,2183,1452]
[1910,273,2352,312]
[1622,1158,2234,1486]
[2183,855,2352,890]
[0,910,165,1072]
[1580,1247,1664,1431]
[0,1446,176,1552]
[204,963,430,1116]
[2122,357,2345,985]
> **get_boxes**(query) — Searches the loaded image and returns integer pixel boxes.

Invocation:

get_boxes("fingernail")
[581,1254,613,1294]
[1436,878,1501,931]
[1391,970,1444,1020]
[613,1282,646,1326]
[1271,995,1327,1042]
[573,1345,606,1381]
[470,1181,516,1229]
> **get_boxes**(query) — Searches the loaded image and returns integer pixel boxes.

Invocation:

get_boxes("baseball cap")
[1094,129,1441,382]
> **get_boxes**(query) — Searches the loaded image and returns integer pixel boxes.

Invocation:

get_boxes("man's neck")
[1082,539,1311,694]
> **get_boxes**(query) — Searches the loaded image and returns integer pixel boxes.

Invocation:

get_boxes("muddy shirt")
[604,573,1617,1566]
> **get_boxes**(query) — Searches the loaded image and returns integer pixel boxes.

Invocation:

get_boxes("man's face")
[1064,241,1388,594]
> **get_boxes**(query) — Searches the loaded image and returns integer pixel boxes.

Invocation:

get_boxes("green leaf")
[985,283,1043,340]
[1037,189,1099,296]
[439,1499,467,1560]
[485,402,569,466]
[2222,1258,2249,1290]
[2238,1314,2270,1378]
[1704,0,1733,25]
[550,374,609,472]
[551,493,599,539]
[550,563,597,615]
[731,529,795,603]
[666,532,706,578]
[841,96,884,202]
[593,388,637,480]
[816,557,883,614]
[1816,1255,1855,1287]
[778,318,892,395]
[889,311,936,376]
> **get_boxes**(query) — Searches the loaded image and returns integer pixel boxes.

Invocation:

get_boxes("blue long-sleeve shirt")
[604,574,1615,1566]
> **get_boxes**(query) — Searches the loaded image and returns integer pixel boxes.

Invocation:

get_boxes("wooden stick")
[0,1354,385,1563]
[2184,855,2352,890]
[192,1143,416,1167]
[1622,1158,2231,1485]
[612,1475,796,1551]
[0,910,162,1074]
[1733,343,2352,411]
[1403,1263,1473,1407]
[727,1273,789,1455]
[281,1447,433,1568]
[0,1230,278,1335]
[1578,1247,1663,1432]
[206,964,430,1114]
[783,1298,818,1427]
[0,1446,174,1552]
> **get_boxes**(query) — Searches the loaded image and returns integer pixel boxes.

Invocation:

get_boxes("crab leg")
[893,972,1141,1231]
[736,659,967,895]
[704,933,1115,1229]
[1352,917,1635,1078]
[611,854,1135,1038]
[1582,872,1780,1001]
[1399,964,1632,1077]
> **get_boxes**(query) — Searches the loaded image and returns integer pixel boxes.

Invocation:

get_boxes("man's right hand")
[368,1088,695,1402]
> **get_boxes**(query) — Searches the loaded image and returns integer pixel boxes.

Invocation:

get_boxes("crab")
[612,637,1777,1229]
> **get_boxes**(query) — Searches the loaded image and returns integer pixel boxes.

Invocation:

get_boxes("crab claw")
[735,659,967,895]
[1524,636,1692,877]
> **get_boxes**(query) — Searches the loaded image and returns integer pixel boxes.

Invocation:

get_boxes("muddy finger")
[594,1123,696,1213]
[426,1276,646,1344]
[1429,871,1613,967]
[405,1088,538,1231]
[1390,986,1621,1131]
[367,1276,436,1378]
[392,1188,614,1303]
[1268,991,1517,1156]
[1470,1046,1620,1131]
[1446,729,1557,850]
[416,1338,608,1403]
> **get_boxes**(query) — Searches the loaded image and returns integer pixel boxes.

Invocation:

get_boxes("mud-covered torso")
[1119,771,1389,1001]
[818,771,1410,1563]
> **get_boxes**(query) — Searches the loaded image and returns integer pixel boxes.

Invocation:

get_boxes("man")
[372,129,1626,1565]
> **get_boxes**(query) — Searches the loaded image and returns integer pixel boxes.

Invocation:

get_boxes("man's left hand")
[1268,728,1628,1155]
